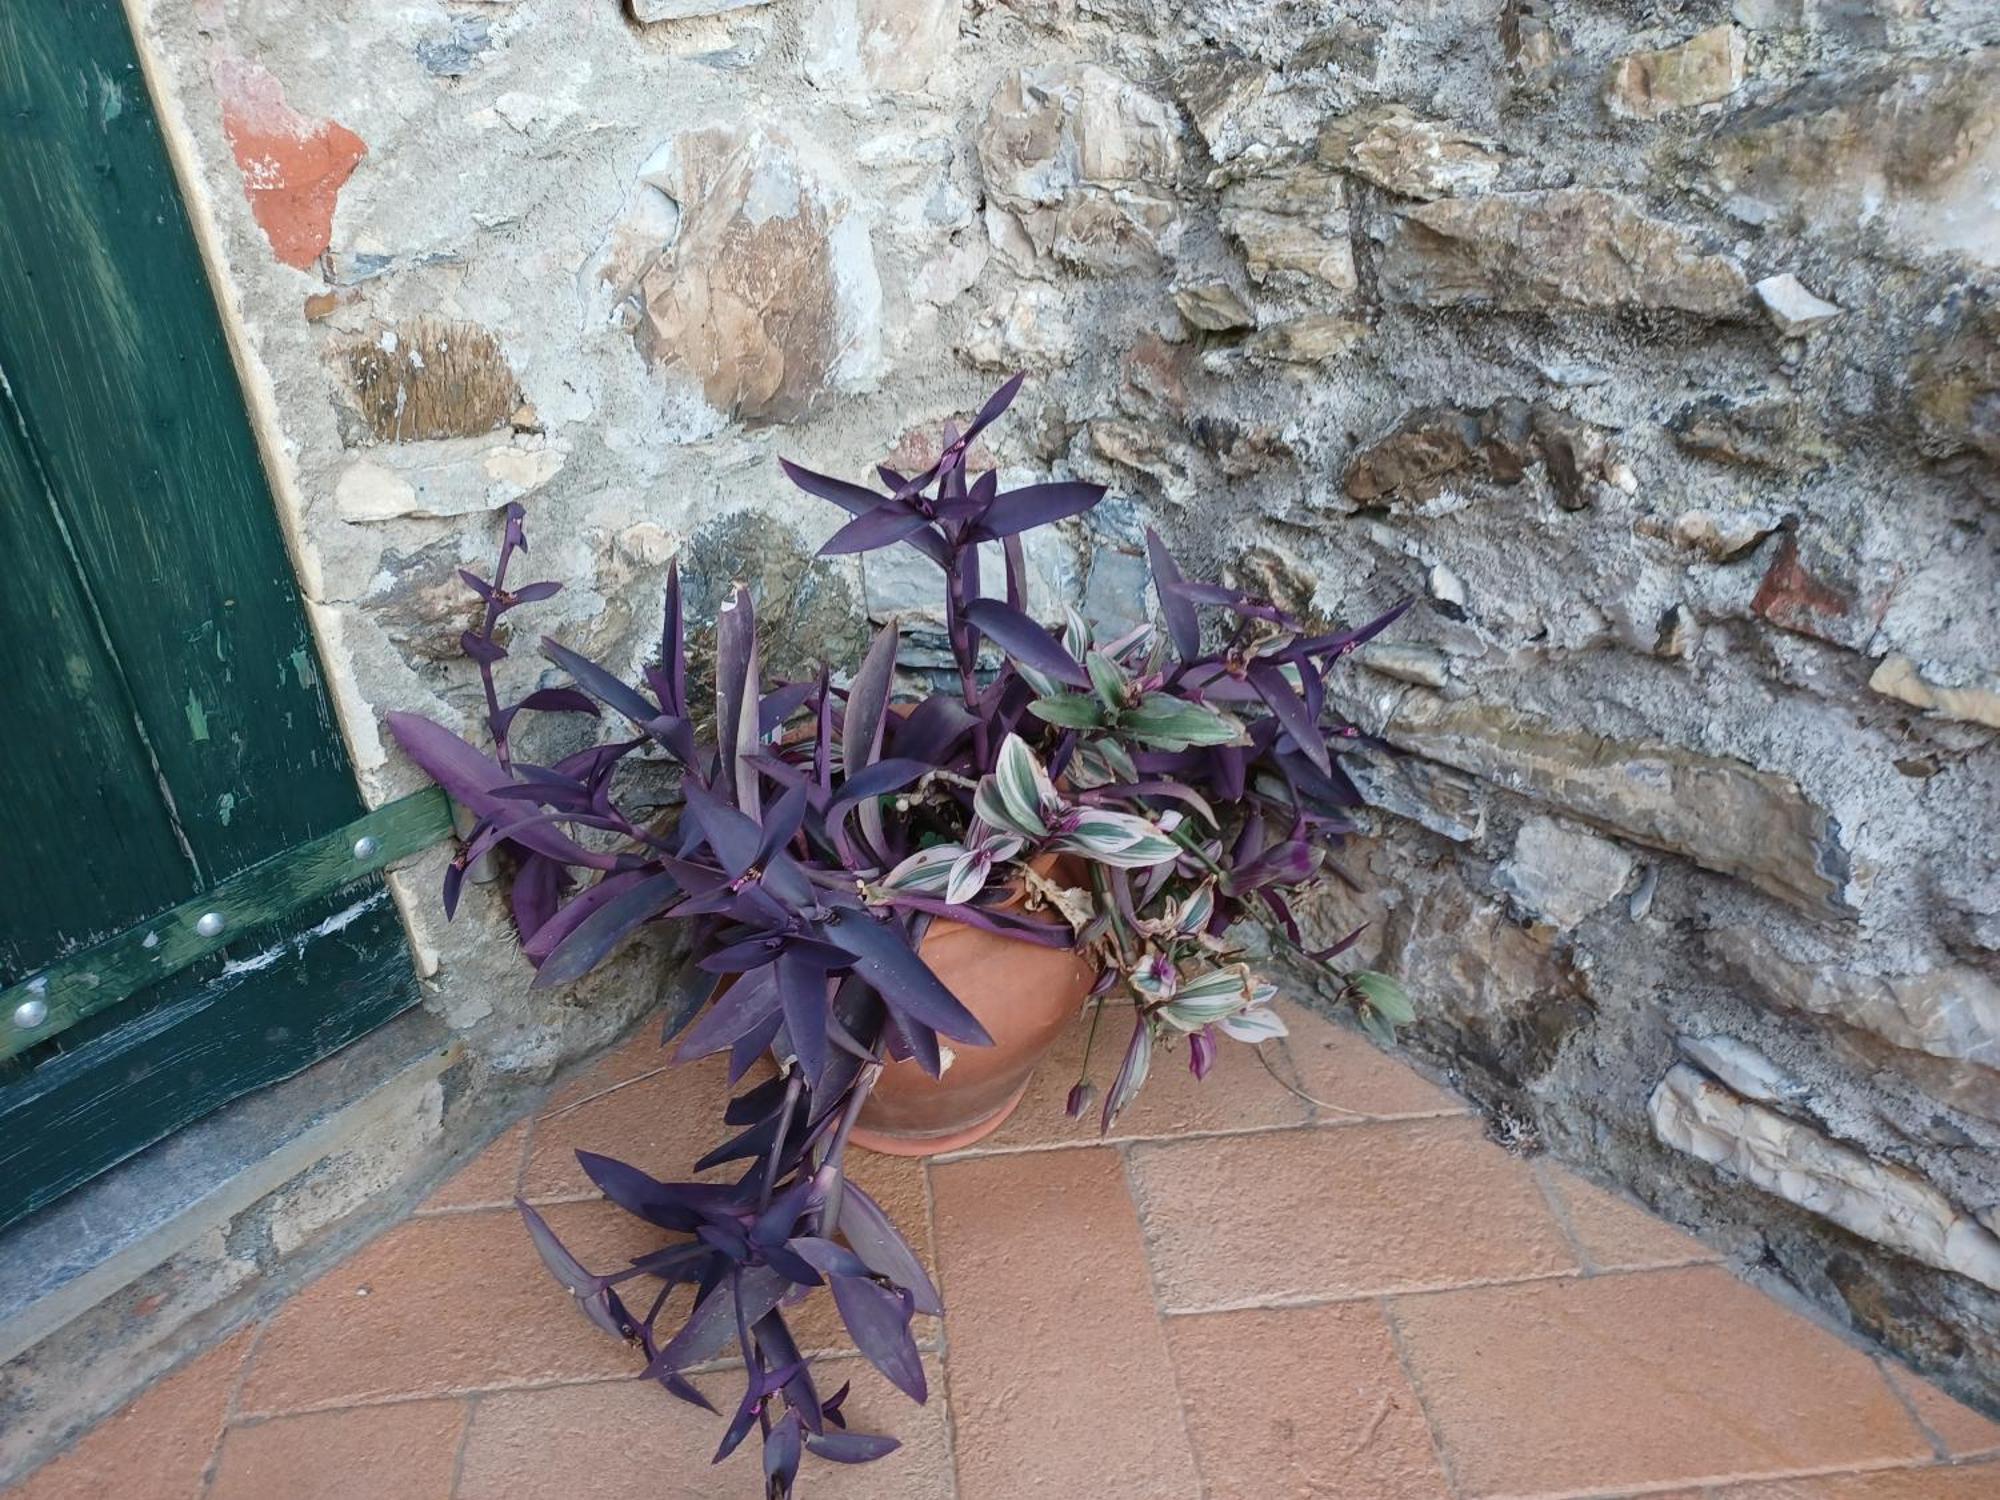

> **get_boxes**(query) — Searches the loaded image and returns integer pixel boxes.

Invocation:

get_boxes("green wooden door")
[0,2,448,1229]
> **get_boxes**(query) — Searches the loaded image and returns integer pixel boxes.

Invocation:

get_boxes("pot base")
[847,1076,1033,1158]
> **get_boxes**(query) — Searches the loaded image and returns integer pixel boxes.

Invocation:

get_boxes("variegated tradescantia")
[382,374,1412,1498]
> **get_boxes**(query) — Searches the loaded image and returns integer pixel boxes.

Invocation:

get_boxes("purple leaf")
[460,630,507,665]
[764,1410,804,1496]
[826,757,931,822]
[819,504,933,556]
[777,953,828,1084]
[970,481,1105,541]
[515,686,601,717]
[778,457,888,516]
[1146,529,1200,663]
[887,695,976,764]
[539,638,660,728]
[520,868,644,964]
[384,712,615,869]
[759,681,815,737]
[830,1276,926,1401]
[660,558,688,716]
[1294,596,1416,658]
[573,1152,701,1232]
[683,781,763,878]
[821,908,991,1051]
[531,871,679,988]
[649,1266,789,1374]
[844,620,900,856]
[842,621,899,779]
[959,371,1024,446]
[961,599,1089,688]
[509,853,566,943]
[516,1200,633,1341]
[836,1182,943,1316]
[806,1430,901,1464]
[507,579,563,605]
[1245,661,1331,777]
[758,782,811,865]
[715,584,760,818]
[787,1237,872,1279]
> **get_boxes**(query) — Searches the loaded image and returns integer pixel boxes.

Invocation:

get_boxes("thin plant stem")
[760,1071,804,1212]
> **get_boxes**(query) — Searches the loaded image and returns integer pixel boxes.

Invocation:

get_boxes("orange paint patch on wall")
[211,57,364,270]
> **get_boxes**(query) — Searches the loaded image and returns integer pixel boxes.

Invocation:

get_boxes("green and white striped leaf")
[1218,1005,1289,1043]
[1121,697,1244,749]
[1086,651,1127,717]
[1027,694,1106,730]
[992,733,1056,836]
[879,845,961,894]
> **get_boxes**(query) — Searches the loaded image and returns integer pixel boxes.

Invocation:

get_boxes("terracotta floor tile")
[1715,1463,2000,1497]
[1166,1303,1449,1500]
[521,1043,746,1201]
[931,1147,1199,1500]
[1272,999,1467,1119]
[957,1004,1310,1153]
[1537,1161,1716,1271]
[238,1201,658,1414]
[1129,1117,1577,1311]
[1881,1363,2000,1459]
[207,1399,468,1500]
[8,1326,254,1500]
[1388,1265,1933,1497]
[455,1357,950,1500]
[418,1120,529,1212]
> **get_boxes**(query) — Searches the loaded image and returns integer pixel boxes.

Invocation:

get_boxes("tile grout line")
[510,1108,534,1202]
[195,1317,268,1499]
[919,1154,965,1500]
[932,1108,1469,1163]
[1117,1141,1211,1500]
[1874,1353,1951,1460]
[1150,1254,1726,1320]
[445,1391,480,1500]
[1529,1158,1599,1276]
[1378,1294,1466,1500]
[1472,1449,1999,1500]
[227,1349,896,1425]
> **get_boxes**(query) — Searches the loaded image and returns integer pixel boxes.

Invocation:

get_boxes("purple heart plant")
[384,374,1413,1496]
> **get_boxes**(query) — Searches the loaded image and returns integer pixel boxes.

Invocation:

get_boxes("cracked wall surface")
[129,0,1999,1410]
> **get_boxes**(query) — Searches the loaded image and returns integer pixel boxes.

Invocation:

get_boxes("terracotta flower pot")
[848,882,1096,1157]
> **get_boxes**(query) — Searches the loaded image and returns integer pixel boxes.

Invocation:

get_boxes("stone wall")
[134,0,1999,1409]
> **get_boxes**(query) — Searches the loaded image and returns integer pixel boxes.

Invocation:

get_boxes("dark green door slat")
[0,2,360,879]
[1,789,451,1063]
[0,376,198,976]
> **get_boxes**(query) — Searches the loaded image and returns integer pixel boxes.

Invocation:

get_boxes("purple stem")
[474,519,524,774]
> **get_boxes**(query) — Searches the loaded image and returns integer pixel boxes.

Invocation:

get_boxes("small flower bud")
[1064,1081,1098,1119]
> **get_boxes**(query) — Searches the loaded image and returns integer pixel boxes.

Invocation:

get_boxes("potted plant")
[385,374,1412,1496]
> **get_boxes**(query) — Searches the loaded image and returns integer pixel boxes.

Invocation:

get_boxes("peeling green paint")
[288,646,316,690]
[184,689,209,742]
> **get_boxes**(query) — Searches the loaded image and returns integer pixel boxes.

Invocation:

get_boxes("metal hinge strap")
[2,788,452,1062]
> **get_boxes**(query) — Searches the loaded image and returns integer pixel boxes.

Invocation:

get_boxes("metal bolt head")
[195,911,227,939]
[12,998,48,1031]
[352,835,381,861]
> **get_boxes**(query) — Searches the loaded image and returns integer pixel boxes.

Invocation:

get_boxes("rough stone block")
[1373,693,1855,916]
[1604,25,1749,121]
[1651,1063,2000,1291]
[1377,191,1749,316]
